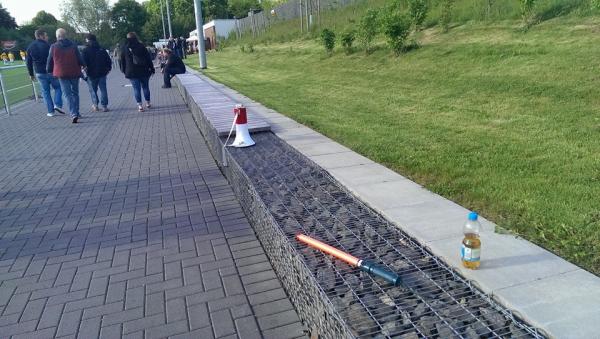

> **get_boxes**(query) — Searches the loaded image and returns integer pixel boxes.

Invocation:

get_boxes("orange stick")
[296,234,360,267]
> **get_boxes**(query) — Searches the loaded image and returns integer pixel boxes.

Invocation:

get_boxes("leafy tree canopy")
[0,4,17,29]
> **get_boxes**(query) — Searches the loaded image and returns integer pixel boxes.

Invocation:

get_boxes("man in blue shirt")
[26,29,64,117]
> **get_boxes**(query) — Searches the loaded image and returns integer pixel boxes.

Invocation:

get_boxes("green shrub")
[320,28,336,54]
[440,0,455,32]
[380,11,412,55]
[357,8,380,54]
[520,0,537,26]
[340,29,356,54]
[592,0,600,10]
[408,0,429,30]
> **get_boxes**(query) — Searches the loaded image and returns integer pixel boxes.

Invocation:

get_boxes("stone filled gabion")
[176,79,545,339]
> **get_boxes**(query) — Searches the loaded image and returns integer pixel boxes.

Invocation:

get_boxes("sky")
[2,0,145,25]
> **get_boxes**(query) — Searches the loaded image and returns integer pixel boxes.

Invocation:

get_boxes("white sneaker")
[47,112,55,117]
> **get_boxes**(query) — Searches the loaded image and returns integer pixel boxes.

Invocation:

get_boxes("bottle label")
[461,245,481,262]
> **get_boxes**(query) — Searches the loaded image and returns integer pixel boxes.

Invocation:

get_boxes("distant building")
[188,19,237,51]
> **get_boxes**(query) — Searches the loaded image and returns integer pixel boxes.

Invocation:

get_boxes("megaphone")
[231,104,255,147]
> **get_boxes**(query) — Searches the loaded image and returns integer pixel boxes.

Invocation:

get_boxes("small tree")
[520,0,536,27]
[320,28,336,55]
[381,12,411,55]
[440,0,454,33]
[408,0,428,30]
[357,9,379,54]
[340,29,355,54]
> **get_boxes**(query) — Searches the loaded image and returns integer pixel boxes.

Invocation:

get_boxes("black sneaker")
[72,117,78,124]
[54,107,65,114]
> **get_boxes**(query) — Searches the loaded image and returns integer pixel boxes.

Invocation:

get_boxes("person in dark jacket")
[120,32,154,112]
[82,34,112,112]
[47,28,85,123]
[167,36,177,52]
[26,29,64,117]
[180,37,187,59]
[161,49,186,89]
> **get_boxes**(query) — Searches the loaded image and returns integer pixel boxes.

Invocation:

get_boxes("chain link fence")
[234,0,359,37]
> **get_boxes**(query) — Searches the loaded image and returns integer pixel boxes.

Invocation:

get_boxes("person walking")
[113,43,121,68]
[26,29,64,117]
[161,49,186,89]
[82,34,112,112]
[120,32,154,112]
[167,36,177,53]
[181,38,188,59]
[47,28,85,124]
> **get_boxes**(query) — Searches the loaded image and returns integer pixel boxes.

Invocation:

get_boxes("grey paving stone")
[122,313,165,334]
[170,326,214,339]
[20,297,46,321]
[99,324,122,339]
[81,301,123,320]
[56,310,83,337]
[125,286,145,310]
[12,326,57,339]
[145,320,189,339]
[2,319,39,337]
[210,309,236,338]
[261,322,307,339]
[145,292,165,317]
[101,306,143,326]
[78,316,102,339]
[235,316,262,339]
[241,270,278,285]
[185,288,225,306]
[201,270,223,291]
[37,303,64,329]
[166,298,187,322]
[252,298,296,318]
[237,262,274,276]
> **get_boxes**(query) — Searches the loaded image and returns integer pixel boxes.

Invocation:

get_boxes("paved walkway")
[0,73,305,338]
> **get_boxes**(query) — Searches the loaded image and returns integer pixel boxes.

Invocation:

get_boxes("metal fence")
[0,64,40,115]
[234,0,359,37]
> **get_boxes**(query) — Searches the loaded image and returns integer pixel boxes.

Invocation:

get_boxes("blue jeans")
[36,73,62,113]
[58,78,80,118]
[129,77,150,104]
[86,76,108,107]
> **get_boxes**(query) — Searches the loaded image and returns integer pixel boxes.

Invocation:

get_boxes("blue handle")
[359,260,401,286]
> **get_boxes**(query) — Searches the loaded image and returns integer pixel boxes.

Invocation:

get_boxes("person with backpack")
[47,28,85,124]
[120,32,154,112]
[161,48,186,89]
[82,34,112,112]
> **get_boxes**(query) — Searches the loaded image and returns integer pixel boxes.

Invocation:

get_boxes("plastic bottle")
[461,212,481,269]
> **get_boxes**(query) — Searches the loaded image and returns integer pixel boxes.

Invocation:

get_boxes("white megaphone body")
[231,104,255,147]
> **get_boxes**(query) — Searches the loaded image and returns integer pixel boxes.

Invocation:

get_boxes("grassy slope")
[186,16,600,275]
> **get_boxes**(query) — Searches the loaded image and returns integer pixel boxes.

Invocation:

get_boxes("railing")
[0,63,40,116]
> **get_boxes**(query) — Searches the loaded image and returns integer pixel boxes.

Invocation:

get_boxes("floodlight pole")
[165,0,173,38]
[159,0,167,39]
[194,0,207,69]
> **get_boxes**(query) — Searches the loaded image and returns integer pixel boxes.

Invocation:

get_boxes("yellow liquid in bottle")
[462,233,481,269]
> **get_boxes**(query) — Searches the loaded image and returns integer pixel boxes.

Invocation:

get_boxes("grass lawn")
[0,61,40,110]
[185,16,600,275]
